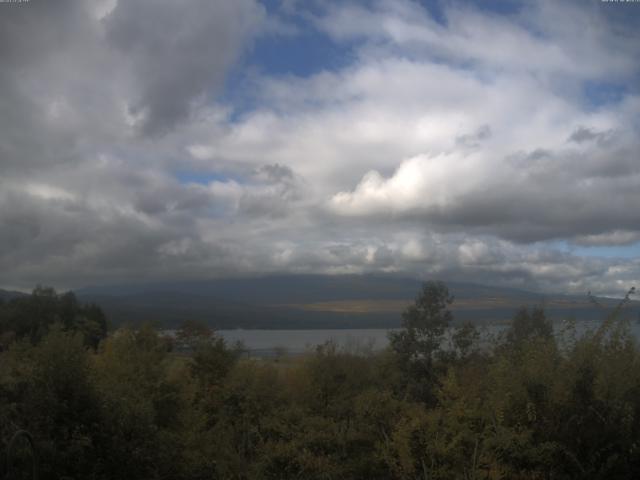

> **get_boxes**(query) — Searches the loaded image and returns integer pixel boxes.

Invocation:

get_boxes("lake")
[216,320,640,356]
[217,328,396,356]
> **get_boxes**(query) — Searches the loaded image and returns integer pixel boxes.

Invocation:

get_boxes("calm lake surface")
[216,320,640,356]
[217,328,396,355]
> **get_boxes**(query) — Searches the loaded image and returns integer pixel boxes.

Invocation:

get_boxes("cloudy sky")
[1,0,639,294]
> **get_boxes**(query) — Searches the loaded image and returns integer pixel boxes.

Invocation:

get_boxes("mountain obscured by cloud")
[0,0,639,296]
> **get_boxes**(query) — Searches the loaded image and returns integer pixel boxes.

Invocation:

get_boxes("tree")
[0,286,107,348]
[92,325,183,479]
[451,321,480,360]
[176,319,213,350]
[190,336,239,390]
[0,326,103,479]
[506,306,553,346]
[390,281,454,361]
[389,281,454,403]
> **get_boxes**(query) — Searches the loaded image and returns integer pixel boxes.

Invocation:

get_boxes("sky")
[1,0,639,295]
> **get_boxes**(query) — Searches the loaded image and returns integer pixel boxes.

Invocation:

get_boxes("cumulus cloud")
[329,122,640,244]
[0,0,639,295]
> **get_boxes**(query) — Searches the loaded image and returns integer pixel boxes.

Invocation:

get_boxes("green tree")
[176,319,213,349]
[92,325,183,479]
[506,306,553,346]
[0,286,107,348]
[389,281,454,361]
[389,280,454,403]
[0,326,103,480]
[451,321,481,360]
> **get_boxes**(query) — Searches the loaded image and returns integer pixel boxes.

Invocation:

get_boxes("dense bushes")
[1,283,640,479]
[0,286,107,349]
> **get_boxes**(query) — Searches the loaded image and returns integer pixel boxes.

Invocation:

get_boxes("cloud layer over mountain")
[1,0,639,295]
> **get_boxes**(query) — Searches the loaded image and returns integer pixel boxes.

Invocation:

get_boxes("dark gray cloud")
[332,127,640,246]
[568,126,614,146]
[256,164,295,183]
[231,163,306,218]
[0,0,639,296]
[105,0,264,136]
[455,125,492,148]
[0,0,87,66]
[0,1,92,171]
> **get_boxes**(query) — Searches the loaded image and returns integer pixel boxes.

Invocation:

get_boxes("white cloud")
[330,152,482,216]
[24,183,76,202]
[315,0,638,80]
[0,0,639,295]
[574,231,640,247]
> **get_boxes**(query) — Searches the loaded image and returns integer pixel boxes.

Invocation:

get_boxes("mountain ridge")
[72,275,638,329]
[0,289,29,302]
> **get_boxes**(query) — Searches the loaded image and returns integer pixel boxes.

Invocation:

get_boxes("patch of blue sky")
[217,3,357,122]
[450,0,524,16]
[416,0,529,30]
[550,239,640,259]
[247,28,355,78]
[213,65,259,123]
[572,244,640,260]
[415,0,447,25]
[583,80,628,109]
[218,0,636,121]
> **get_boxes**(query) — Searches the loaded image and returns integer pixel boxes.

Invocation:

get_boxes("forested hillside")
[1,282,640,479]
[75,275,640,329]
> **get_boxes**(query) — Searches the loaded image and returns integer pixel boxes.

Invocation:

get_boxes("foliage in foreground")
[1,283,640,479]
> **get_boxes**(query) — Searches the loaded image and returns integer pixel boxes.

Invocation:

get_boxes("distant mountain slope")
[78,275,555,304]
[0,289,28,302]
[75,275,640,329]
